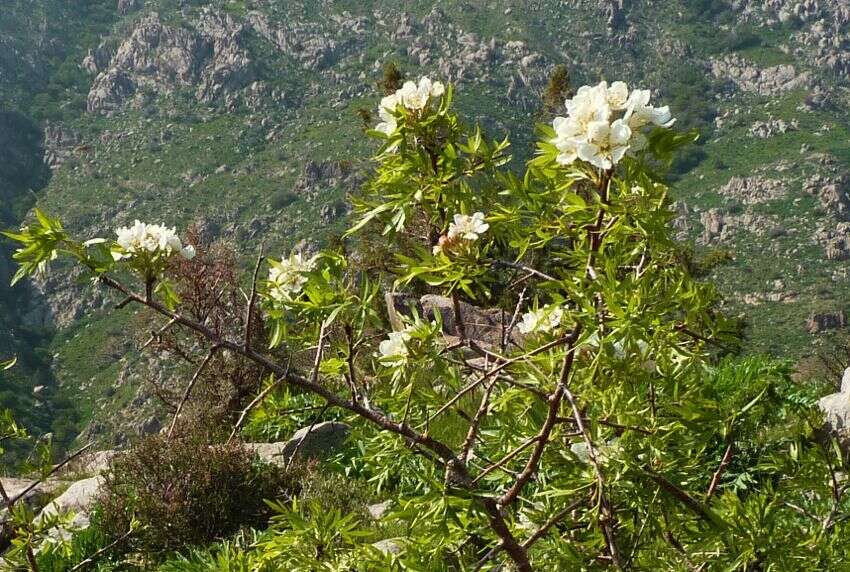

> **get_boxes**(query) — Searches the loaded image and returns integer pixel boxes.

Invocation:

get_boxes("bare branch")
[244,243,265,350]
[167,346,219,438]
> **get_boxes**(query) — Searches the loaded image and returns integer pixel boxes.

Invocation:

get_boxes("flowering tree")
[5,77,849,570]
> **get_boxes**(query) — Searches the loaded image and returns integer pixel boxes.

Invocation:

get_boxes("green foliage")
[97,434,295,555]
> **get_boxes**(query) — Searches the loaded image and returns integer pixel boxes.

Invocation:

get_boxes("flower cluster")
[268,253,314,301]
[112,220,195,261]
[376,77,446,135]
[518,305,564,335]
[552,81,674,170]
[434,212,489,255]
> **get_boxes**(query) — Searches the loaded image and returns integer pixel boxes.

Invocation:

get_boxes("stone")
[419,294,523,348]
[37,476,104,539]
[806,311,846,334]
[367,500,391,520]
[247,422,352,465]
[59,450,119,477]
[280,421,351,461]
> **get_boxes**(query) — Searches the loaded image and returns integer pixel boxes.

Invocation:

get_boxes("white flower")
[375,93,400,135]
[447,212,489,242]
[378,329,411,362]
[607,81,630,110]
[552,80,675,169]
[268,252,314,300]
[624,89,675,129]
[398,77,445,110]
[518,305,564,335]
[113,220,193,260]
[576,118,632,170]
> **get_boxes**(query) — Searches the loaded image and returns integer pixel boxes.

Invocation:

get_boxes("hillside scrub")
[4,76,850,570]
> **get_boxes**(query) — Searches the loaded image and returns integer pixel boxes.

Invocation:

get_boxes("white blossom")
[374,77,446,136]
[113,220,194,261]
[447,212,489,242]
[268,252,314,300]
[378,329,411,362]
[552,80,675,169]
[518,305,564,335]
[375,93,400,135]
[398,77,445,110]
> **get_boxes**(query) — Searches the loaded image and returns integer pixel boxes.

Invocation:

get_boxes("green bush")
[97,434,294,554]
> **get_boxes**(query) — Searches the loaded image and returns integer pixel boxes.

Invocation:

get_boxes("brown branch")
[460,377,497,463]
[244,244,265,350]
[167,346,219,438]
[706,442,733,500]
[498,324,581,509]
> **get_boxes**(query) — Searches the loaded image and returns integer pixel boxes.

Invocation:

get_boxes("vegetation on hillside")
[2,75,848,571]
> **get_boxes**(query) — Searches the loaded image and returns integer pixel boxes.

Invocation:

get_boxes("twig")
[490,259,558,283]
[285,403,330,469]
[521,496,587,549]
[647,472,715,523]
[706,442,733,500]
[9,442,95,506]
[498,325,581,509]
[472,435,539,486]
[167,346,219,438]
[244,243,265,350]
[140,318,177,351]
[424,333,575,427]
[227,369,289,444]
[460,377,497,463]
[69,526,135,572]
[562,382,623,569]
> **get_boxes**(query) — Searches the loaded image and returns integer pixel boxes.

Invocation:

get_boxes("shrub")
[97,434,294,554]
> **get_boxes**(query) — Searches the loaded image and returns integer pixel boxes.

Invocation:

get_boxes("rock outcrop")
[87,11,253,113]
[711,55,811,96]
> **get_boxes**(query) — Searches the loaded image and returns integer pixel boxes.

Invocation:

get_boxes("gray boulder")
[246,421,351,466]
[38,476,104,530]
[819,367,850,443]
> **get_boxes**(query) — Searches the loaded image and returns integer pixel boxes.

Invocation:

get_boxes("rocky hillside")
[4,0,850,446]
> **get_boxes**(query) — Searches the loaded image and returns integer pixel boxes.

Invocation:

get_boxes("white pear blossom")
[378,329,411,363]
[113,220,195,261]
[552,80,675,170]
[398,77,445,110]
[518,305,564,335]
[268,253,314,300]
[447,212,489,242]
[374,77,446,136]
[375,93,400,135]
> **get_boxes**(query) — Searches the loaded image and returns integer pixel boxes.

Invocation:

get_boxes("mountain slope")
[3,0,850,445]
